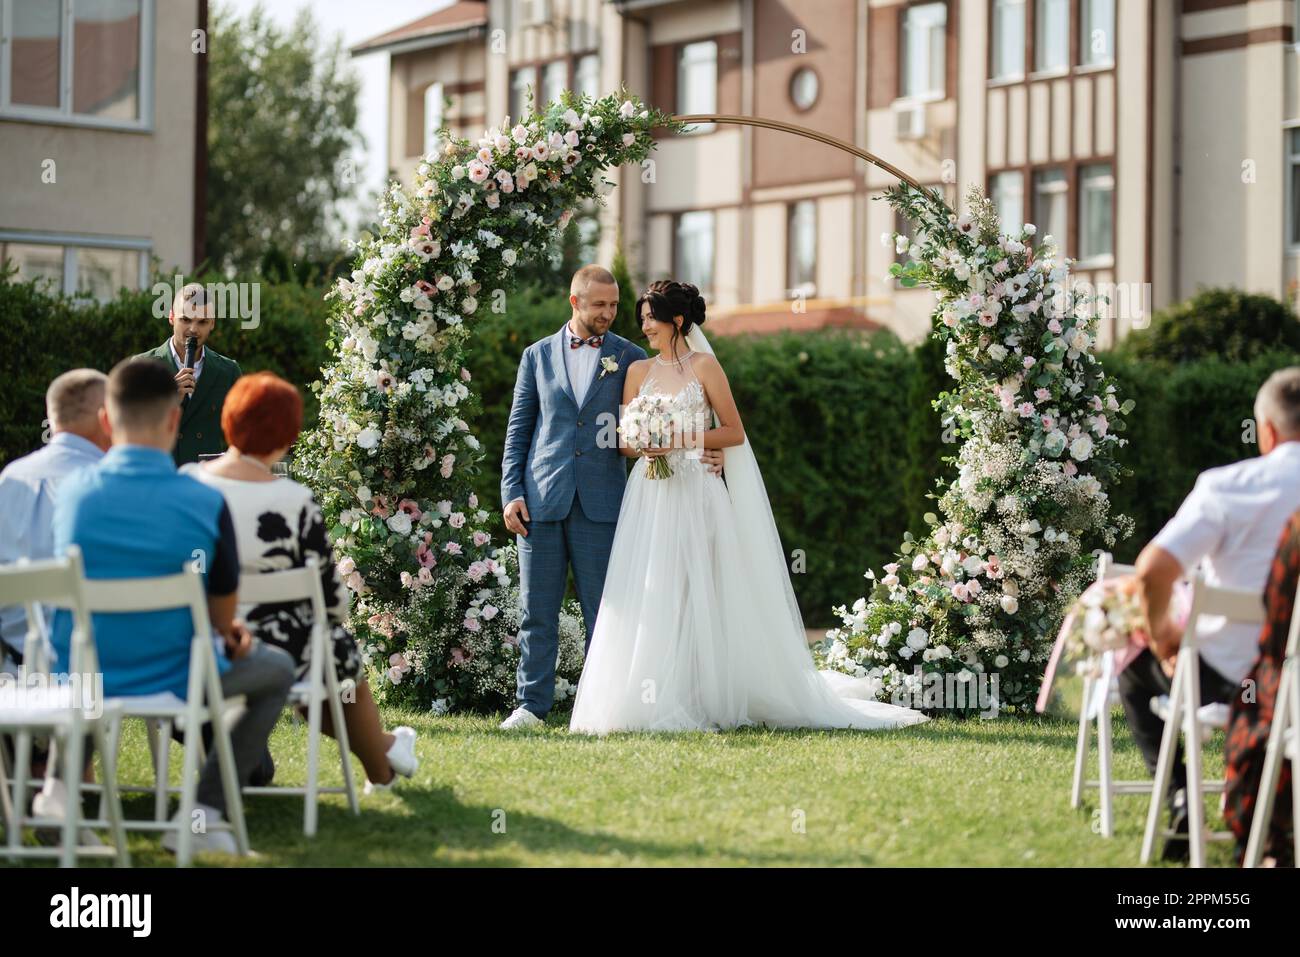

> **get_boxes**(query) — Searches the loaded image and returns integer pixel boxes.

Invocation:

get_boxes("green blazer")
[132,341,243,465]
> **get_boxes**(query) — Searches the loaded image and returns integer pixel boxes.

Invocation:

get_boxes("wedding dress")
[568,326,928,734]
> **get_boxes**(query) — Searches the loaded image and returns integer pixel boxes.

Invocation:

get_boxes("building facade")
[360,0,1300,343]
[0,0,204,299]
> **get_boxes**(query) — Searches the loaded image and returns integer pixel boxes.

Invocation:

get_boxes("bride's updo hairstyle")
[636,279,706,359]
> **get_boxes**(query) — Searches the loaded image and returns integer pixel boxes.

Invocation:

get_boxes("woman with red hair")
[184,372,417,793]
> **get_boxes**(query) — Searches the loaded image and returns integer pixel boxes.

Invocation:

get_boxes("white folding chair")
[1140,576,1264,867]
[1243,575,1300,867]
[1070,553,1153,838]
[223,559,358,835]
[0,547,129,866]
[80,564,252,866]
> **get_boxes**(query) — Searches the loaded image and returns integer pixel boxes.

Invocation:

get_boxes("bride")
[569,279,928,734]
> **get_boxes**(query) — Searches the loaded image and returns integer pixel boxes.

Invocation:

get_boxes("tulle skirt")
[569,454,929,734]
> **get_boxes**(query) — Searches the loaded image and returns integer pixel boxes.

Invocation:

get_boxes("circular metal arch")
[670,113,928,194]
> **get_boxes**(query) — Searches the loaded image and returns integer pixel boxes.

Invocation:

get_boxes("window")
[991,0,1025,80]
[677,40,716,133]
[990,171,1025,236]
[575,52,599,99]
[1032,168,1068,250]
[423,82,444,157]
[1035,0,1069,73]
[901,2,947,99]
[1078,163,1114,263]
[0,233,148,300]
[1080,0,1114,66]
[2,0,151,128]
[790,67,818,110]
[787,200,817,297]
[510,65,537,121]
[1289,129,1300,247]
[674,211,714,297]
[542,59,566,108]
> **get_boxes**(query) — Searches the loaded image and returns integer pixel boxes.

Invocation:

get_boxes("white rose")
[357,486,372,503]
[906,627,929,651]
[1000,594,1019,614]
[387,512,412,535]
[1070,434,1094,461]
[356,427,381,450]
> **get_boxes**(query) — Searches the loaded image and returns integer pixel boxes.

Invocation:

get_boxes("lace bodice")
[637,350,713,473]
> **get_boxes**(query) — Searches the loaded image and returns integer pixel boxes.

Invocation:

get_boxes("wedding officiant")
[132,282,242,465]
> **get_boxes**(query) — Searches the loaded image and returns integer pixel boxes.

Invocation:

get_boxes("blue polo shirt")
[50,445,239,699]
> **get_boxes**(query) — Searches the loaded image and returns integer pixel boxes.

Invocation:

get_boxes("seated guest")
[132,282,242,466]
[183,372,418,793]
[50,359,295,856]
[1128,366,1300,861]
[1223,508,1299,867]
[0,369,110,672]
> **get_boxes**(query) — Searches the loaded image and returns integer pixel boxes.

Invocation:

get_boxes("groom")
[498,265,645,729]
[499,265,727,729]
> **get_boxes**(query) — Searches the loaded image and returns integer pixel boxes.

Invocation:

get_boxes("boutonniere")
[598,355,619,379]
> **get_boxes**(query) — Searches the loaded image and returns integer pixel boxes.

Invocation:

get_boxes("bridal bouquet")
[619,394,677,479]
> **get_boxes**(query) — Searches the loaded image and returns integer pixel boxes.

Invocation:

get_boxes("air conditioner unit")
[521,0,552,26]
[895,101,927,140]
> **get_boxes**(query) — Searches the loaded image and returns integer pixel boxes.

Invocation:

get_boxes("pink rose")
[445,542,463,556]
[440,454,455,479]
[473,531,490,547]
[417,566,434,585]
[346,570,365,592]
[449,512,467,529]
[467,561,487,582]
[1063,460,1078,477]
[468,492,479,508]
[463,618,482,633]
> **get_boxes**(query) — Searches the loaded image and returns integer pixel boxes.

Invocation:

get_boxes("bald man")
[0,369,110,671]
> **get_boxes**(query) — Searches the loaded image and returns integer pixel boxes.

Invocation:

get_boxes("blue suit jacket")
[501,327,647,523]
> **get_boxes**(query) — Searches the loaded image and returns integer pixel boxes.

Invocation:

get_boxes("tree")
[206,3,362,274]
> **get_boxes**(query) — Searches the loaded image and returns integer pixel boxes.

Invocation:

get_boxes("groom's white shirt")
[507,321,604,510]
[564,319,602,408]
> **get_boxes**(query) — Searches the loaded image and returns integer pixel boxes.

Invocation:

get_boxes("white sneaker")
[364,726,418,795]
[31,778,102,847]
[161,803,240,856]
[499,707,543,730]
[31,778,68,819]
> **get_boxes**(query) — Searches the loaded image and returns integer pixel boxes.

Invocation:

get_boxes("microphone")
[183,335,198,404]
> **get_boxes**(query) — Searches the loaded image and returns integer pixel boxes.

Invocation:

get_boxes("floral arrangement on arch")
[296,88,686,712]
[815,184,1135,715]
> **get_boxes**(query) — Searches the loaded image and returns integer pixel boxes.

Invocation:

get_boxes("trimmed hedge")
[1120,287,1300,365]
[4,273,1296,626]
[0,274,332,468]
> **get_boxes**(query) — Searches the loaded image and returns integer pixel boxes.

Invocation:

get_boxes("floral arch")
[298,89,1132,716]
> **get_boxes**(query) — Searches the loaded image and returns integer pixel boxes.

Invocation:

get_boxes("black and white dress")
[182,466,363,684]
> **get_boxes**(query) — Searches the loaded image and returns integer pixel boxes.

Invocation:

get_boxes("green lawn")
[41,707,1236,867]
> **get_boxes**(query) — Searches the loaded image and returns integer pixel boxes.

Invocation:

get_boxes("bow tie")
[570,334,604,349]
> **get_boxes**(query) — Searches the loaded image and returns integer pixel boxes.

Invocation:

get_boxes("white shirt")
[1152,441,1300,684]
[169,337,205,379]
[564,320,602,409]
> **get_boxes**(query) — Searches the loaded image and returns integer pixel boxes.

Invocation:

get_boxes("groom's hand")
[504,498,531,537]
[702,447,724,476]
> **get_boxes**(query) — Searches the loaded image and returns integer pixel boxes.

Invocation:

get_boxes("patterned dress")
[183,466,364,684]
[1223,507,1299,866]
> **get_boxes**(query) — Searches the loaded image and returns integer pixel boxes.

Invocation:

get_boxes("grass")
[31,706,1238,867]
